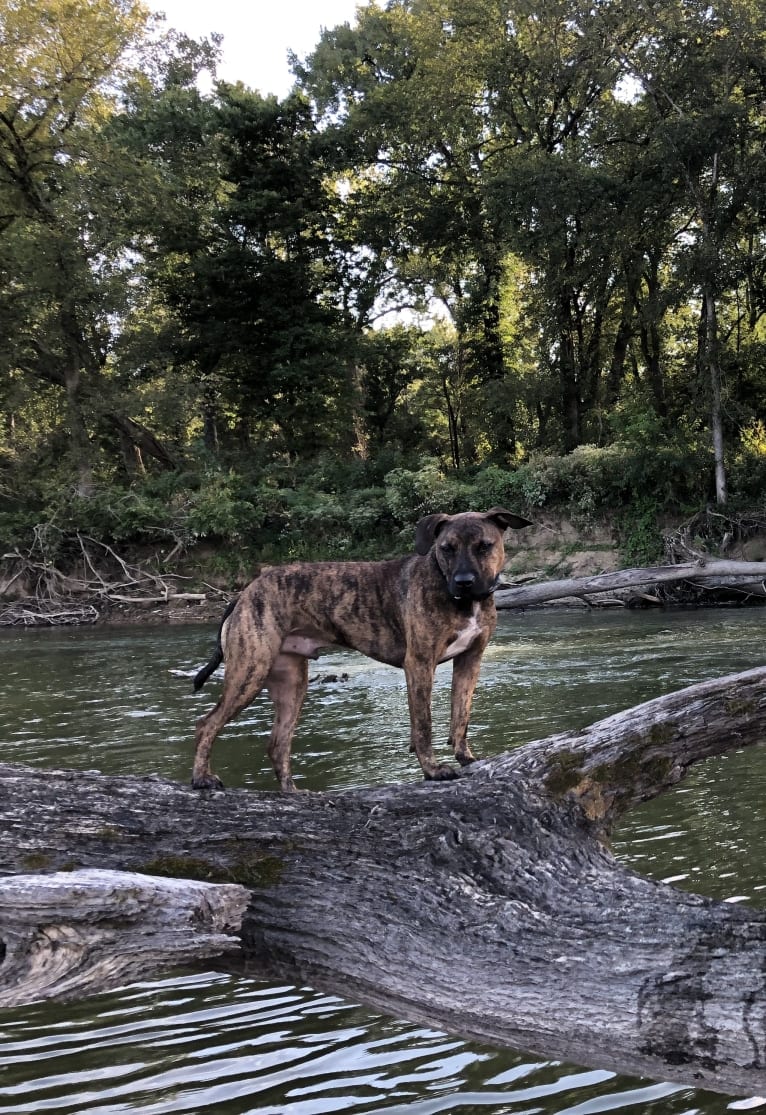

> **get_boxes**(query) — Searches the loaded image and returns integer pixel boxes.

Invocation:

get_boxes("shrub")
[186,472,257,543]
[384,460,474,526]
[614,496,665,567]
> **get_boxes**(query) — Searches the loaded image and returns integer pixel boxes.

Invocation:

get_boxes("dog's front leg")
[404,652,459,781]
[448,640,488,767]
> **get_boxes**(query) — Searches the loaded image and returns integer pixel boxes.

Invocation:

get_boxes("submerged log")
[1,665,766,1094]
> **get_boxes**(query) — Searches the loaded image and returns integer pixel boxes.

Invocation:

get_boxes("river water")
[0,606,765,1114]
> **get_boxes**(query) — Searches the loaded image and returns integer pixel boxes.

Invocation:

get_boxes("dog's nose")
[453,572,476,586]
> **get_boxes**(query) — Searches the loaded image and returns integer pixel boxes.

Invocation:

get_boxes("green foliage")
[614,497,666,568]
[384,461,474,524]
[185,472,257,543]
[4,0,766,571]
[0,429,755,575]
[729,422,766,508]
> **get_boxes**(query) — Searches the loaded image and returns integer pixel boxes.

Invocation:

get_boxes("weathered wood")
[0,869,249,1007]
[1,665,766,1093]
[0,535,228,626]
[495,558,766,608]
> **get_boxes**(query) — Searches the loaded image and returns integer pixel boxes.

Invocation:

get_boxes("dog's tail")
[193,649,223,692]
[193,596,238,691]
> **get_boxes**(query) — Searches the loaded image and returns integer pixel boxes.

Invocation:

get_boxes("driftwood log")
[495,558,766,608]
[0,869,248,1009]
[1,663,766,1096]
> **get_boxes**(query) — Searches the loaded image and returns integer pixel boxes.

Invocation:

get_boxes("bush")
[186,472,257,543]
[614,496,665,567]
[384,460,474,526]
[3,424,751,577]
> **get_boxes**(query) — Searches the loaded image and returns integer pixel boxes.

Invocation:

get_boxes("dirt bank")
[1,515,621,628]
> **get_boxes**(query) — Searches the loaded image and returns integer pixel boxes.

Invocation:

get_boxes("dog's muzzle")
[449,573,499,602]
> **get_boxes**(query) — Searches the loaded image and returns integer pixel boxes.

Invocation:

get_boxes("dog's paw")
[424,763,460,781]
[191,773,225,791]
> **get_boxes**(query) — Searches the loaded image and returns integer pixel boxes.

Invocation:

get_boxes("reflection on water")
[0,972,695,1115]
[0,607,765,1113]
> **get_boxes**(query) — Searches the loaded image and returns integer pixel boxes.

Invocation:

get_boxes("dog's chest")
[440,604,483,662]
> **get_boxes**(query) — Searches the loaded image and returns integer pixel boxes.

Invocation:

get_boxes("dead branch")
[664,507,766,563]
[0,533,230,625]
[0,601,99,626]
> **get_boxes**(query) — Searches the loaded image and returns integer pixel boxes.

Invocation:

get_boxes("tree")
[295,0,766,472]
[619,0,766,503]
[121,81,358,459]
[297,0,671,457]
[0,0,155,493]
[298,0,526,460]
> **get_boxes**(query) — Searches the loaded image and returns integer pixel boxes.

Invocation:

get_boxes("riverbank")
[2,511,765,628]
[0,513,621,628]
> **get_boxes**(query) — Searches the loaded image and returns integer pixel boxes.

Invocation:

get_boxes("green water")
[0,606,765,1113]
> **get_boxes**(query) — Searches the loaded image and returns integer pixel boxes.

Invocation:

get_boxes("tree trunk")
[607,290,632,406]
[637,251,667,417]
[556,291,581,452]
[703,285,728,505]
[696,150,728,506]
[62,363,95,498]
[441,363,462,471]
[1,665,766,1095]
[202,403,219,453]
[107,414,177,471]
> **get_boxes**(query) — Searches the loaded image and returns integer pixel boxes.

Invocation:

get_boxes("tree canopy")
[2,0,766,563]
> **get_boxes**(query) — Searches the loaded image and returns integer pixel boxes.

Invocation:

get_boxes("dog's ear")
[483,507,533,532]
[414,513,451,555]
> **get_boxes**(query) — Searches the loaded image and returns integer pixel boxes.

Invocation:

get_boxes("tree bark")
[1,664,766,1095]
[703,284,728,505]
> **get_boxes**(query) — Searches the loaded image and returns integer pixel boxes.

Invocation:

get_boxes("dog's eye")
[476,540,494,554]
[440,541,456,555]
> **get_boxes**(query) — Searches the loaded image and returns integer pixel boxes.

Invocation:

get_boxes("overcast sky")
[146,0,363,97]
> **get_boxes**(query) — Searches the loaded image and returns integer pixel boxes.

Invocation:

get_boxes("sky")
[146,0,363,97]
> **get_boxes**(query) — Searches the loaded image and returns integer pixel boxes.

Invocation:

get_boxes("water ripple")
[1,610,766,1113]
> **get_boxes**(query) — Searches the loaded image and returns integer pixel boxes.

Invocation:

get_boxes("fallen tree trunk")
[1,665,766,1094]
[0,869,248,1009]
[495,558,766,608]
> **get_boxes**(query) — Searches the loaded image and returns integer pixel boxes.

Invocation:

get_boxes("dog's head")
[414,507,532,602]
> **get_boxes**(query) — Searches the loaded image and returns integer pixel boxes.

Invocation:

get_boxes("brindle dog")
[192,507,532,791]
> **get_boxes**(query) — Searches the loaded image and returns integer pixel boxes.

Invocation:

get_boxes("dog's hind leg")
[265,653,309,792]
[191,653,275,790]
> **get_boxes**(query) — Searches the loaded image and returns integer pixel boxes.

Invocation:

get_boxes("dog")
[191,507,532,791]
